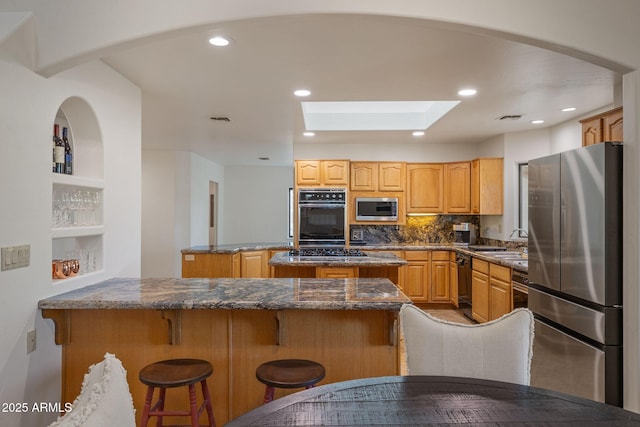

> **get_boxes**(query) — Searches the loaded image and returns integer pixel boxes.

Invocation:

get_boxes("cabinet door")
[350,162,377,191]
[406,164,444,213]
[445,162,471,213]
[317,267,357,278]
[471,158,503,215]
[489,263,512,320]
[449,252,459,307]
[581,117,602,147]
[296,160,321,185]
[378,162,405,191]
[430,260,450,302]
[321,160,349,186]
[603,108,623,142]
[182,253,234,278]
[489,277,512,321]
[405,262,429,302]
[241,251,268,278]
[471,270,489,323]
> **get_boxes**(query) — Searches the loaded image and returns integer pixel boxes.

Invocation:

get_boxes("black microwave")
[355,197,399,221]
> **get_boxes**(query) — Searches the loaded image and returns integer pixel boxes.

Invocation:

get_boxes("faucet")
[509,228,528,238]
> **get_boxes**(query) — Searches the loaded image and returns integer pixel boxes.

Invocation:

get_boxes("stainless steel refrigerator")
[528,142,623,406]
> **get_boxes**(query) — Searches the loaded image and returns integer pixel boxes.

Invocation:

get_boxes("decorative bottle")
[62,127,72,175]
[53,124,65,174]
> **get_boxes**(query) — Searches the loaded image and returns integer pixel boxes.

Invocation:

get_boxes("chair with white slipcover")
[399,304,534,385]
[48,352,136,427]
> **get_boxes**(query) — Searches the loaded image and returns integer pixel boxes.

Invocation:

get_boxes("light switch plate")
[1,244,30,271]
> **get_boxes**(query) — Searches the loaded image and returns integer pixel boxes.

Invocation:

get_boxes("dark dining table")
[224,376,640,426]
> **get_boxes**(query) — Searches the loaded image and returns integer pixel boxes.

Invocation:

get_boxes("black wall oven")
[298,188,347,247]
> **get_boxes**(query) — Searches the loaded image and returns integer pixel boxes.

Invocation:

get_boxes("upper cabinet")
[444,162,471,213]
[580,107,623,146]
[471,158,503,215]
[406,163,444,213]
[350,162,405,191]
[296,160,349,186]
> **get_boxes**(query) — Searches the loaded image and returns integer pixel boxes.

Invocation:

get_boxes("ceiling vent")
[497,114,522,121]
[210,116,230,122]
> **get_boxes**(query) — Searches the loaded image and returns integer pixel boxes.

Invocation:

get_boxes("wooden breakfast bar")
[38,277,410,425]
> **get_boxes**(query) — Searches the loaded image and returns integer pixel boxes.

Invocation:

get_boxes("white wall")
[141,151,223,277]
[222,166,293,244]
[0,55,141,427]
[295,142,480,162]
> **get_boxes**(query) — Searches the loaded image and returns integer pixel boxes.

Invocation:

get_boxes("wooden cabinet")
[445,162,471,213]
[580,107,623,146]
[296,160,321,185]
[406,163,444,213]
[471,258,489,323]
[317,267,357,278]
[472,258,513,323]
[379,162,405,191]
[402,250,452,304]
[350,162,405,191]
[449,252,459,307]
[296,160,349,186]
[350,162,377,191]
[182,250,268,278]
[471,158,503,215]
[489,263,512,321]
[240,250,269,278]
[403,251,430,302]
[430,251,450,302]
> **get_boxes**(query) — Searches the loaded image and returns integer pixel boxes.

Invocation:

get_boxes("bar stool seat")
[139,358,215,427]
[256,359,325,404]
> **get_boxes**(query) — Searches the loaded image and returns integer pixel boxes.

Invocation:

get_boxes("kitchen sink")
[490,252,525,258]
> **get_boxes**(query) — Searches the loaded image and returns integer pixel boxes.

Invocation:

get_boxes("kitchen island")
[39,277,410,425]
[270,249,407,283]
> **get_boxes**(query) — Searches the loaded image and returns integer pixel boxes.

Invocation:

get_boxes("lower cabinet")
[182,251,269,278]
[403,250,452,304]
[404,251,430,302]
[449,252,459,307]
[471,259,490,323]
[240,250,270,278]
[472,258,513,323]
[489,263,512,320]
[316,267,357,278]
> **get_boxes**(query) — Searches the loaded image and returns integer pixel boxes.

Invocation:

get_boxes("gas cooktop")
[289,248,368,257]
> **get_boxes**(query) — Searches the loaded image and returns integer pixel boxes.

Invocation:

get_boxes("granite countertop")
[182,242,293,254]
[38,277,411,311]
[181,242,527,272]
[269,251,408,267]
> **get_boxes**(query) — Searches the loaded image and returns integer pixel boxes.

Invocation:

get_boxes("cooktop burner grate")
[289,248,368,257]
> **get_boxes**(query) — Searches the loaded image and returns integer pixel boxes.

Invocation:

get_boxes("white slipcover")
[400,304,534,385]
[48,352,136,427]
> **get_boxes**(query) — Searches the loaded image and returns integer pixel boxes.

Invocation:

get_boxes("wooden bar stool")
[139,358,215,427]
[256,359,326,404]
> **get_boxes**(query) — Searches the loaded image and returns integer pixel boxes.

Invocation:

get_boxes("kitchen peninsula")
[38,277,409,425]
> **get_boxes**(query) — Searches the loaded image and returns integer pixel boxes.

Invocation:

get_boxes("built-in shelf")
[51,98,104,284]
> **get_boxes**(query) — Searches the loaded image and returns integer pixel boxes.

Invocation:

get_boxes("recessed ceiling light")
[458,89,477,97]
[412,131,425,137]
[562,107,577,112]
[531,120,545,124]
[208,36,231,47]
[294,89,311,97]
[303,131,315,137]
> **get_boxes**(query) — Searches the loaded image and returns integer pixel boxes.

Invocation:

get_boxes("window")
[288,187,294,238]
[517,163,528,237]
